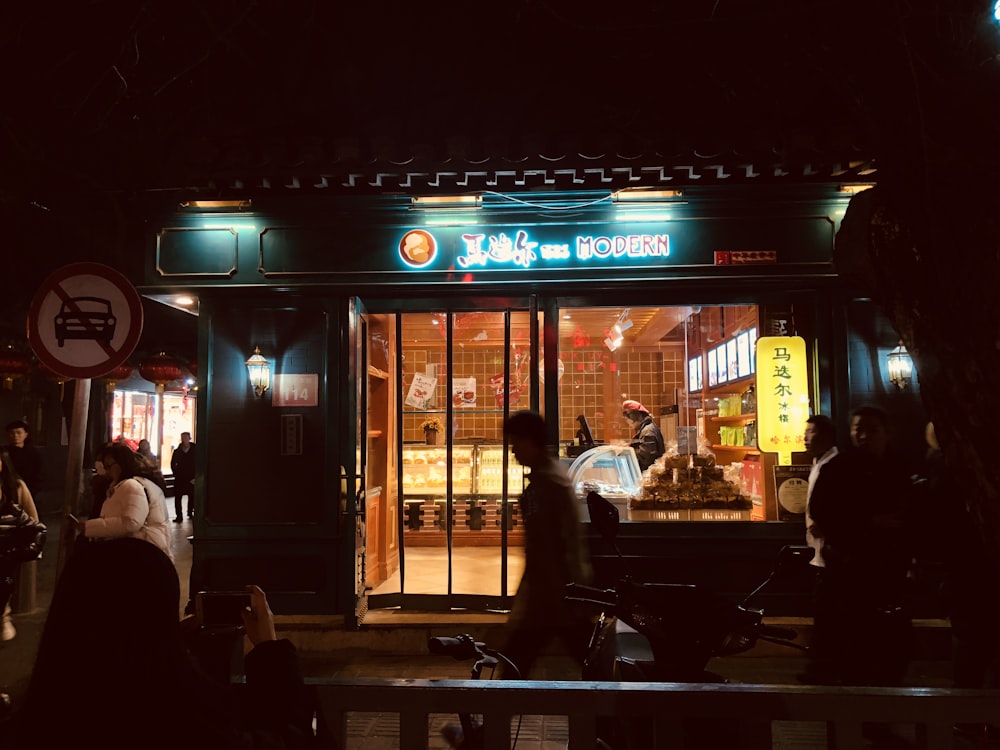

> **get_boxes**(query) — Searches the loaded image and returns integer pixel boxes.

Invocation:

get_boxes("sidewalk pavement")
[1,512,961,749]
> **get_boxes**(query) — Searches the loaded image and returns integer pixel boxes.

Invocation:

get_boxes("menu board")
[688,355,702,391]
[736,331,751,378]
[715,344,728,384]
[726,339,738,381]
[707,348,718,387]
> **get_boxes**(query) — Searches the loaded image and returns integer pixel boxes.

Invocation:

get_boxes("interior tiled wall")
[402,344,686,447]
[559,346,686,444]
[401,346,531,443]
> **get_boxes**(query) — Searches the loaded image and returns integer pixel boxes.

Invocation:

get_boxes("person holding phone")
[0,538,318,750]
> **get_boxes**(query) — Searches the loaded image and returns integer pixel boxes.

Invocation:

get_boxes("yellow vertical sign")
[755,336,809,466]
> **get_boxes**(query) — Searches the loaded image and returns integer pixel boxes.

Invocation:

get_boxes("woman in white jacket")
[75,442,172,560]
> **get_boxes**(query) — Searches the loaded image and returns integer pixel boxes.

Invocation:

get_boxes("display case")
[401,445,474,496]
[476,445,527,495]
[401,443,527,541]
[568,445,642,516]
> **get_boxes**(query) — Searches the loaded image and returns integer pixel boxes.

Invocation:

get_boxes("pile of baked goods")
[629,450,751,510]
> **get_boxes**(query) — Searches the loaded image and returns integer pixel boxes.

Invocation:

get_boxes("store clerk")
[622,400,665,472]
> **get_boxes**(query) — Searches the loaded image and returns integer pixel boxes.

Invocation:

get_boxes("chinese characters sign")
[755,336,809,466]
[398,228,669,272]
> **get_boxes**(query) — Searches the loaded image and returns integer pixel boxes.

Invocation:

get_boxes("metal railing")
[311,677,1000,749]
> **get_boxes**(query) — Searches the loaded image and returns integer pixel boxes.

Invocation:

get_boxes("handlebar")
[428,634,484,661]
[564,583,618,608]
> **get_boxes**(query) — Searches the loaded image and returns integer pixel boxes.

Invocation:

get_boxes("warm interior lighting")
[411,195,482,208]
[180,199,252,210]
[174,295,195,307]
[611,188,684,202]
[887,340,913,390]
[839,184,876,195]
[245,345,271,398]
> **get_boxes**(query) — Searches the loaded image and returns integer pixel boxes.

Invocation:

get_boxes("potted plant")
[421,416,445,445]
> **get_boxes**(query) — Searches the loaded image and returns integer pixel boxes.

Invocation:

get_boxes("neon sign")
[397,228,671,270]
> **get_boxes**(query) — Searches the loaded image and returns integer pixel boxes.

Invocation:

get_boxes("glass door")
[368,303,542,611]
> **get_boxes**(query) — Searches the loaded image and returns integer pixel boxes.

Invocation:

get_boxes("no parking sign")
[27,263,144,380]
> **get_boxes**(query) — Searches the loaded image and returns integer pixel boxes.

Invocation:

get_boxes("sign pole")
[56,377,91,578]
[27,262,145,577]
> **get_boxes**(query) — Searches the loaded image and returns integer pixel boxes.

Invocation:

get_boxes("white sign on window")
[405,372,437,409]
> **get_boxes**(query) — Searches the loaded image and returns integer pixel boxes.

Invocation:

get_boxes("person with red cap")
[622,399,665,472]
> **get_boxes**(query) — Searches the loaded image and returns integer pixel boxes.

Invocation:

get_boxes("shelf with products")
[476,445,527,495]
[711,413,756,423]
[405,409,514,416]
[710,445,759,455]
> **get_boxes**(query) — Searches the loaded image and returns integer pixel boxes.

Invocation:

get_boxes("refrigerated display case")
[475,444,527,495]
[400,443,527,540]
[401,445,474,495]
[567,445,642,518]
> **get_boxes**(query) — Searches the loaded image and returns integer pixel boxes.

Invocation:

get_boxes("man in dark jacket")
[5,420,41,497]
[169,432,196,522]
[502,410,592,678]
[807,405,913,687]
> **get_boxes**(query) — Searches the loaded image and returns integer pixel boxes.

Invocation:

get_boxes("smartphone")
[195,590,252,627]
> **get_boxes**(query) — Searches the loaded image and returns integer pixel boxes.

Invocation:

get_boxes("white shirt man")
[803,415,838,568]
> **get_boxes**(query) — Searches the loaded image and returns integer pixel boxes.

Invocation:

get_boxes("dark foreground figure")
[0,537,320,750]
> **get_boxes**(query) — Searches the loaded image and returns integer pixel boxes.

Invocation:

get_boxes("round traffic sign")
[27,262,144,380]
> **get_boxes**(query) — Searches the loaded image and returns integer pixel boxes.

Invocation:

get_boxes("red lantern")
[138,352,183,395]
[0,347,31,390]
[102,363,134,393]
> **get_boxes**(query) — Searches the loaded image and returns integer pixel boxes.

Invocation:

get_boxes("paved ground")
[0,512,976,749]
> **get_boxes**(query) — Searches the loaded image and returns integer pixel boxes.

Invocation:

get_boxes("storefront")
[140,183,926,619]
[106,371,197,477]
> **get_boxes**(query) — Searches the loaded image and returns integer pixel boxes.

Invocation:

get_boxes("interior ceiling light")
[604,309,634,351]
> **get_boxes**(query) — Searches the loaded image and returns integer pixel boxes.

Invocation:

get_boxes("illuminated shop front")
[109,387,196,475]
[140,184,925,618]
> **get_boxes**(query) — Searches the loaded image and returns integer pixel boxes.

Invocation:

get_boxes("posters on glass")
[716,344,728,384]
[708,347,718,387]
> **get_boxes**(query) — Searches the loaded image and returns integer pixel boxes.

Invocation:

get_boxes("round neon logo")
[399,230,437,267]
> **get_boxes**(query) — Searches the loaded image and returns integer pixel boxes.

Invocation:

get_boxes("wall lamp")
[887,340,913,390]
[611,188,684,202]
[179,199,252,211]
[410,195,482,209]
[245,345,271,398]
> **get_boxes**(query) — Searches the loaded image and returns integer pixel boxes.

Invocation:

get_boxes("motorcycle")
[427,633,524,749]
[429,491,809,749]
[565,490,809,747]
